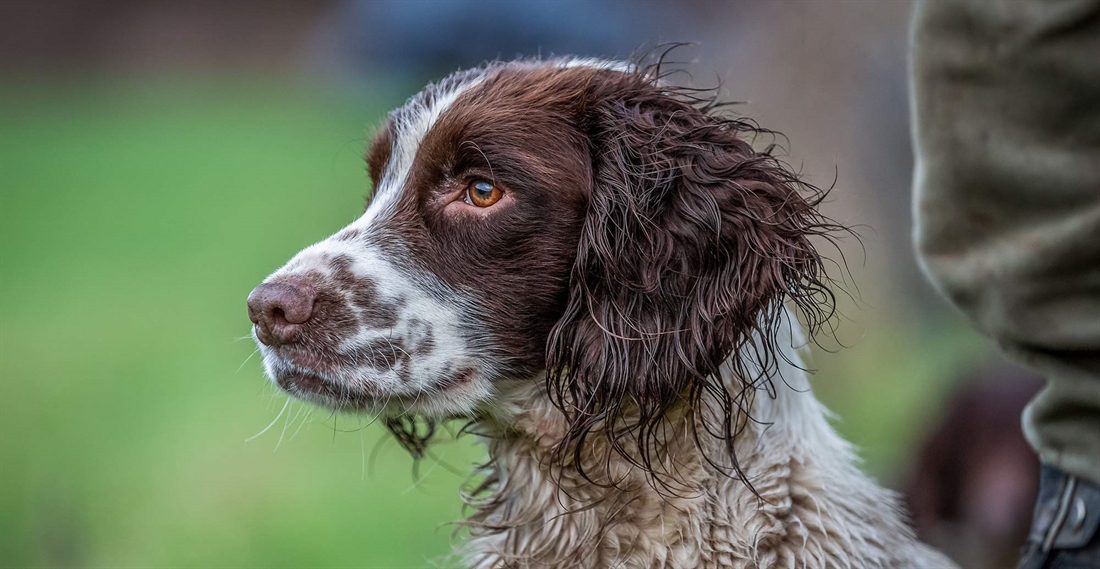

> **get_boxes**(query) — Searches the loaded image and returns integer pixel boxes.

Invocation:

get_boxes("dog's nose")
[247,281,316,346]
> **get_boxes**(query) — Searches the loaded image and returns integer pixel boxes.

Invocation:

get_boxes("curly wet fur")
[383,55,845,490]
[543,64,841,492]
[458,327,956,568]
[252,52,957,568]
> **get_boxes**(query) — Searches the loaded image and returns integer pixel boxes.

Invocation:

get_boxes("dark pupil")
[473,181,494,198]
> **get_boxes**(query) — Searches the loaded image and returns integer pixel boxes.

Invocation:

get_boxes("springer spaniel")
[247,58,956,568]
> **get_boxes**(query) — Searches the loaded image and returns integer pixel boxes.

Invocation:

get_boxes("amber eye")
[464,181,503,207]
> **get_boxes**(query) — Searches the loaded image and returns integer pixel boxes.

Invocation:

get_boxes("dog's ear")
[545,71,838,485]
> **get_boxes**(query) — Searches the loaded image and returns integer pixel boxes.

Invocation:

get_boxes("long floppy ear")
[545,70,839,487]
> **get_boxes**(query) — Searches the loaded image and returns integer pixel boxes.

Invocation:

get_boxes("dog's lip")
[271,345,342,375]
[276,371,346,400]
[270,357,478,409]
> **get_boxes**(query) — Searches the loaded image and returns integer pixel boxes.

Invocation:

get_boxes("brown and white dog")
[247,59,956,568]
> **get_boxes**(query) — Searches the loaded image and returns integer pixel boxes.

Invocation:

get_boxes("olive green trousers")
[912,0,1100,484]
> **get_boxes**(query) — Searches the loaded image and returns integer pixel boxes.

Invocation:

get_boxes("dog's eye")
[464,181,503,208]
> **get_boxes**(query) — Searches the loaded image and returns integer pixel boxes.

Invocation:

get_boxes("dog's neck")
[458,339,953,568]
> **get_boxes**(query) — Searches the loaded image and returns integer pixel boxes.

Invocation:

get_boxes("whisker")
[246,397,290,442]
[275,403,305,451]
[290,407,314,440]
[236,348,261,374]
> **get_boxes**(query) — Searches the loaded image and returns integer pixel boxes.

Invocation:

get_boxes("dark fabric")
[1017,465,1100,569]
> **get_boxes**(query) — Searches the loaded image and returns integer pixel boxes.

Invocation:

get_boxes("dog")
[247,58,957,568]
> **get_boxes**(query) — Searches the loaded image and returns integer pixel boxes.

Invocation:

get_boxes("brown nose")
[247,281,316,346]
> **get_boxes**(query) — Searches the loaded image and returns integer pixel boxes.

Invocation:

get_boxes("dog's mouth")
[264,347,479,413]
[276,371,367,405]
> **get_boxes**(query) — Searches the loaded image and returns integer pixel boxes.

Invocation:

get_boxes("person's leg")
[910,0,1100,565]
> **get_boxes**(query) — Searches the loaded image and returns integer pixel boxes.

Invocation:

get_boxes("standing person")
[910,0,1100,567]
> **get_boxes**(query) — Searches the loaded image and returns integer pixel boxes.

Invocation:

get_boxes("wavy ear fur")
[545,68,840,489]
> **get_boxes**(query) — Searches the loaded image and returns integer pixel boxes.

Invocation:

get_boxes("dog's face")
[249,59,834,460]
[249,63,600,417]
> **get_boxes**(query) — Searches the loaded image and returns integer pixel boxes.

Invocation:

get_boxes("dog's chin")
[269,364,489,418]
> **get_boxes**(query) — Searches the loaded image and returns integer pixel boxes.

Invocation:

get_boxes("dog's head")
[249,58,837,472]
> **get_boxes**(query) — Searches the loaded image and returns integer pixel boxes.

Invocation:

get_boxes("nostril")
[247,280,317,345]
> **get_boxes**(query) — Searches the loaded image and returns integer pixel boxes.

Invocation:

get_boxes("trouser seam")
[1042,475,1079,553]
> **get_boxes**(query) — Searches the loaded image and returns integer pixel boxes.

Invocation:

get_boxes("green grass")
[0,78,989,568]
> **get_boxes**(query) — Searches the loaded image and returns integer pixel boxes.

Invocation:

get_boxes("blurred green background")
[0,2,1001,568]
[0,81,490,567]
